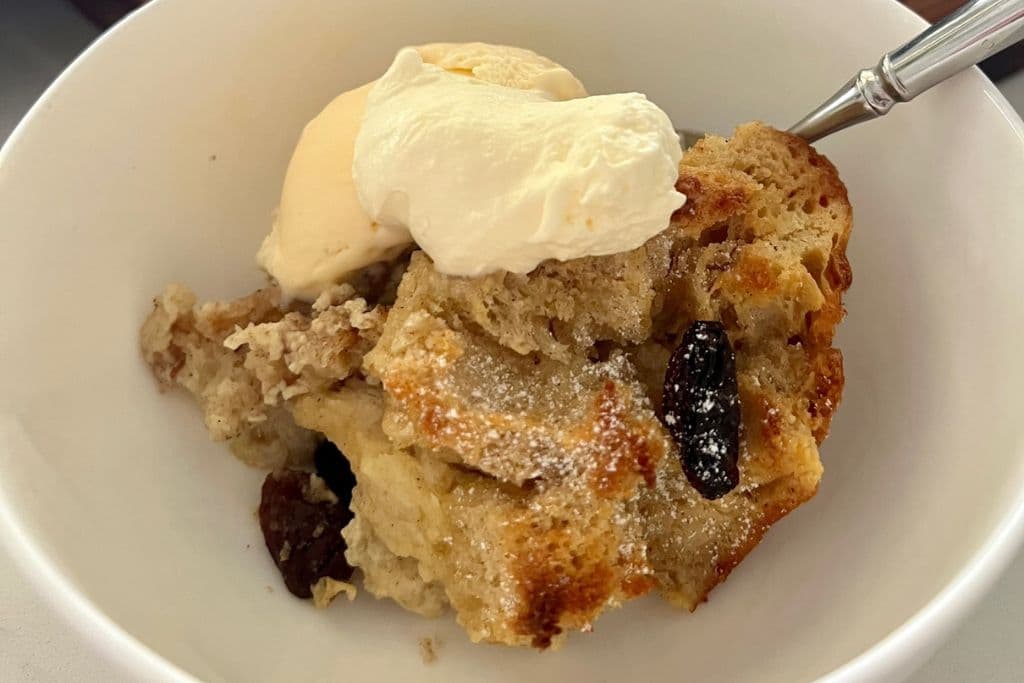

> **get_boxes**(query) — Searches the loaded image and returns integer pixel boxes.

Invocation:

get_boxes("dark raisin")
[313,440,356,507]
[258,470,354,599]
[662,321,741,499]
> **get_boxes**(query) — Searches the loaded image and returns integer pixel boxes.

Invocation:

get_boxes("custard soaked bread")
[292,122,852,643]
[141,122,852,647]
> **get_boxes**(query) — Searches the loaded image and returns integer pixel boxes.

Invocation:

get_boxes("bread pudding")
[141,116,851,648]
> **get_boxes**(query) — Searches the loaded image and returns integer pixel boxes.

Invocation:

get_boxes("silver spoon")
[679,0,1024,146]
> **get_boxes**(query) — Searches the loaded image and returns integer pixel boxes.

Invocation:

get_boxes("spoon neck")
[789,0,1024,143]
[787,67,892,143]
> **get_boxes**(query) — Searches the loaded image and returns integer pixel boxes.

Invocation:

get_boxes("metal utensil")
[679,0,1024,145]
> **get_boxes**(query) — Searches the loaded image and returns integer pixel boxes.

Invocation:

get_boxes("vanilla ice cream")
[353,48,685,276]
[259,43,587,299]
[257,82,412,300]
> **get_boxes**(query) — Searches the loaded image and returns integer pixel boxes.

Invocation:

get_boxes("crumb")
[419,636,441,664]
[303,474,339,505]
[209,154,217,161]
[311,577,357,608]
[265,585,273,593]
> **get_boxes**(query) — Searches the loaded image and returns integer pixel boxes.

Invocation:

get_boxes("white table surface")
[2,1,1023,681]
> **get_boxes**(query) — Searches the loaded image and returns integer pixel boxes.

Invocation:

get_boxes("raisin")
[313,440,356,507]
[258,470,354,599]
[662,321,741,500]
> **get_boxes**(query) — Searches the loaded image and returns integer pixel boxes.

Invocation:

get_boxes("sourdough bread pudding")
[140,43,851,649]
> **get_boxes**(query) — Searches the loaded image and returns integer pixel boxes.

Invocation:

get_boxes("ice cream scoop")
[258,43,587,299]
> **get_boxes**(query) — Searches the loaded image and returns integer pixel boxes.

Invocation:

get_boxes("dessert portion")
[140,43,851,649]
[257,43,594,298]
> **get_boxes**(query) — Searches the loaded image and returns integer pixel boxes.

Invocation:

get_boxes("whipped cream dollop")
[353,48,685,277]
[258,43,587,299]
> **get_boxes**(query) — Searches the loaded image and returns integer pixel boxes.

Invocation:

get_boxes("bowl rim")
[1,0,1024,681]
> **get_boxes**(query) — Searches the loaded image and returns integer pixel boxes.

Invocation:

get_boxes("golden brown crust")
[672,167,758,230]
[364,310,668,495]
[514,547,615,648]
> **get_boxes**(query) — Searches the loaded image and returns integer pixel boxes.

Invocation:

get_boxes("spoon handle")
[788,0,1024,142]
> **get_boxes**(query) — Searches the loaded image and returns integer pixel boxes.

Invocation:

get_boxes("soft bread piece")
[642,123,851,606]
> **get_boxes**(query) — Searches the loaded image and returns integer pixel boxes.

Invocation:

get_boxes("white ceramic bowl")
[2,0,1023,681]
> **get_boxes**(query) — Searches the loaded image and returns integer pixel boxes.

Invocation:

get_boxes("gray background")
[1,1,1022,680]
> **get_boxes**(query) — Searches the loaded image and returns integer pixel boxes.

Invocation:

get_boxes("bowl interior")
[2,0,1024,681]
